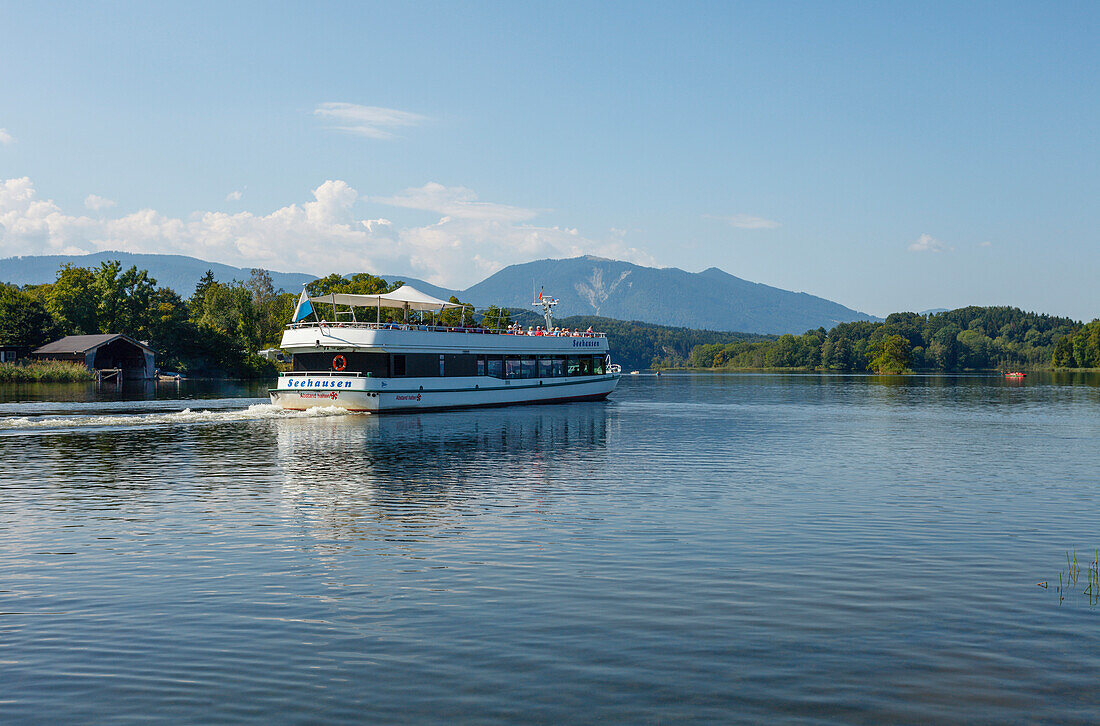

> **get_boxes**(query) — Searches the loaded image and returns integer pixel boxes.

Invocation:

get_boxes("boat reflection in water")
[274,403,612,540]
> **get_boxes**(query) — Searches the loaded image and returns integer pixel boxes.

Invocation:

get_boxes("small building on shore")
[0,345,20,363]
[30,334,156,380]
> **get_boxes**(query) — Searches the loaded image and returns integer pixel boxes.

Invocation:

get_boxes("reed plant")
[1054,548,1100,606]
[0,360,96,383]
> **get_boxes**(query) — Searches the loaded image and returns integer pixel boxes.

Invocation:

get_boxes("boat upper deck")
[287,320,605,337]
[280,321,609,355]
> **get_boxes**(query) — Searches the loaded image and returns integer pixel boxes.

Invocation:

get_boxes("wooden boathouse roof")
[32,334,154,355]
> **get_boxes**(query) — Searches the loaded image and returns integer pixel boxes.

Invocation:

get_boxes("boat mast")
[533,290,558,330]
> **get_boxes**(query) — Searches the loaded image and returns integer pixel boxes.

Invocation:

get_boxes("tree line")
[3,264,1095,376]
[687,307,1090,372]
[0,261,295,376]
[0,263,484,377]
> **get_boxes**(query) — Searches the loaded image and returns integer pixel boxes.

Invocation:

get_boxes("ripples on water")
[1,374,1099,723]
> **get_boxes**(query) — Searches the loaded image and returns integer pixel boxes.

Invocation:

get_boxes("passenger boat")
[269,286,620,413]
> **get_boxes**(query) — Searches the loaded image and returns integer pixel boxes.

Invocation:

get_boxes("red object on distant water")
[1004,371,1026,378]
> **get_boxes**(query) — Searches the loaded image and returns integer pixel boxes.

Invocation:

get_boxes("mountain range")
[1,252,879,334]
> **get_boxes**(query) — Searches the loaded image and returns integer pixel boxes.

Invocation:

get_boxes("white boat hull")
[269,373,619,413]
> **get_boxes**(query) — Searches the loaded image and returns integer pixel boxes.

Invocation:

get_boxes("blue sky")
[1,1,1097,318]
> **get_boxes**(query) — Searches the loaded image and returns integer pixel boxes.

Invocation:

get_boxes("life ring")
[332,354,347,372]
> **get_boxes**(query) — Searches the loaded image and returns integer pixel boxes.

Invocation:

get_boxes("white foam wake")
[0,403,356,430]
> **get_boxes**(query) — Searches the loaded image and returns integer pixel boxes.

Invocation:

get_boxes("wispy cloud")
[0,129,13,145]
[707,213,781,229]
[225,190,242,201]
[313,102,427,139]
[374,182,538,222]
[84,194,116,211]
[979,240,992,248]
[908,233,950,253]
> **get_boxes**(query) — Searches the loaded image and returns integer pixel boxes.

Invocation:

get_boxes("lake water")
[2,373,1099,723]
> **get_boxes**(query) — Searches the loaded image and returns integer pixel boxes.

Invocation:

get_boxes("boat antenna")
[533,287,557,330]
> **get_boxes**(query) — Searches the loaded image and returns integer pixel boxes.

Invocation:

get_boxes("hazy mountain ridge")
[1,251,879,334]
[0,251,316,296]
[461,257,879,333]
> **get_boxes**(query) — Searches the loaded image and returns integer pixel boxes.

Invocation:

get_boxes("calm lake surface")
[2,373,1099,724]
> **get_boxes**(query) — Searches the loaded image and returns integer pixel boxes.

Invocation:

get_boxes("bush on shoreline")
[0,360,96,383]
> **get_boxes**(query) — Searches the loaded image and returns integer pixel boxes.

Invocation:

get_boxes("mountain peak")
[461,257,878,333]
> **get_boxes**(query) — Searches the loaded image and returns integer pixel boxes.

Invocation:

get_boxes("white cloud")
[0,176,655,288]
[979,240,992,248]
[226,190,242,201]
[908,233,949,253]
[313,102,427,139]
[707,213,781,229]
[84,194,116,211]
[0,129,12,145]
[375,182,538,222]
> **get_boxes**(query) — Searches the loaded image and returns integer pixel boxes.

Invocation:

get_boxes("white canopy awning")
[308,284,464,312]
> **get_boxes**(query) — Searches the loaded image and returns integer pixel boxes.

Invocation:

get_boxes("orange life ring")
[332,354,347,372]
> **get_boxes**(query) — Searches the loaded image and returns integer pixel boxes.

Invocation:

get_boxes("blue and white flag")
[292,286,314,322]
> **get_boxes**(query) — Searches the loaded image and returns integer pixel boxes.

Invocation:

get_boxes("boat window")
[538,358,553,378]
[439,354,445,377]
[487,357,502,378]
[521,356,537,379]
[477,356,485,376]
[578,357,593,376]
[592,355,605,375]
[393,354,406,377]
[551,357,566,377]
[504,357,521,379]
[566,357,582,376]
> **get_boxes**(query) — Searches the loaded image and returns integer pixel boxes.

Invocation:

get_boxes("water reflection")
[0,378,272,405]
[275,404,611,541]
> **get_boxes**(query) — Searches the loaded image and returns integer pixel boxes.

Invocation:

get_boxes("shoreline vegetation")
[2,261,1098,379]
[676,309,1100,374]
[0,360,96,383]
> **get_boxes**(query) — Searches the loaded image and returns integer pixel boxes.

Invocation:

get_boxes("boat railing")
[285,321,607,338]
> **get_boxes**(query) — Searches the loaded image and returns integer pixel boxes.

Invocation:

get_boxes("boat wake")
[0,403,356,431]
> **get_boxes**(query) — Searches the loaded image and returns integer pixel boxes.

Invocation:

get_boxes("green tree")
[306,273,348,297]
[930,324,962,370]
[47,264,98,334]
[867,334,912,373]
[480,305,512,330]
[93,261,156,335]
[246,269,285,347]
[189,270,217,320]
[0,286,59,350]
[145,288,190,353]
[438,296,475,327]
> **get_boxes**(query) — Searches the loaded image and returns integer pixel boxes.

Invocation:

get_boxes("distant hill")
[499,309,770,370]
[463,256,879,334]
[2,251,878,335]
[0,251,315,295]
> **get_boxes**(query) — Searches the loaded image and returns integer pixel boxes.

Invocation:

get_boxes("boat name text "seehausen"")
[287,378,354,388]
[572,340,600,347]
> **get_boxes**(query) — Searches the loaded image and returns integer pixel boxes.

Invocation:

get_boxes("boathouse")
[30,334,156,380]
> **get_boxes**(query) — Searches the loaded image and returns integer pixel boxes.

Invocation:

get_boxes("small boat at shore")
[1004,371,1026,378]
